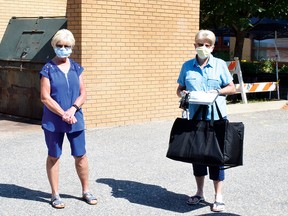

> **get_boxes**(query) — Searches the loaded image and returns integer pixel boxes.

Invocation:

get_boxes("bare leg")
[212,180,225,212]
[195,176,205,197]
[46,155,60,196]
[74,155,97,205]
[187,176,205,204]
[74,154,89,194]
[213,180,223,202]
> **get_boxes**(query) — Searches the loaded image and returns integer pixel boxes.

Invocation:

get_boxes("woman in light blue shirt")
[176,30,236,212]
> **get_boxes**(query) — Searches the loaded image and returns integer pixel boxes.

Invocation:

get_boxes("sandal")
[211,201,225,212]
[187,195,205,205]
[82,192,98,205]
[51,195,65,209]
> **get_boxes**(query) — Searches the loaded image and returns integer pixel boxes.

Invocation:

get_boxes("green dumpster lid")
[0,16,67,63]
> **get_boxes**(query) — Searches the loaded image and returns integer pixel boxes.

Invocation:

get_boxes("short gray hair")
[195,30,216,46]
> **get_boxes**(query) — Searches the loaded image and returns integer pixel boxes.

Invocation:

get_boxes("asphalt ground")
[0,100,288,216]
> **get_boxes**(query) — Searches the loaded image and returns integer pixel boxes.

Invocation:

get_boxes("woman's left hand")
[62,108,77,124]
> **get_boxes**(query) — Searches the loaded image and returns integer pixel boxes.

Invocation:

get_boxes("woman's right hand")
[180,90,189,97]
[62,111,77,124]
[177,84,188,98]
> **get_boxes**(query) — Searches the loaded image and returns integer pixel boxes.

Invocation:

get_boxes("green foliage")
[213,51,231,61]
[279,64,288,73]
[240,61,259,75]
[259,59,275,73]
[240,59,278,74]
[200,0,288,59]
[201,0,288,29]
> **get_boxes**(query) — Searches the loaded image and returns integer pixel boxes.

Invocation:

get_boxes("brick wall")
[67,0,200,128]
[0,0,200,128]
[0,0,67,41]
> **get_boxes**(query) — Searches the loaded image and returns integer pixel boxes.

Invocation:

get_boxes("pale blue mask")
[54,47,72,58]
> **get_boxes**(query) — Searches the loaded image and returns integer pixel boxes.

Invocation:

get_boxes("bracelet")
[72,104,80,112]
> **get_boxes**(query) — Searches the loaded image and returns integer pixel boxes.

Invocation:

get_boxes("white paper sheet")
[188,91,218,105]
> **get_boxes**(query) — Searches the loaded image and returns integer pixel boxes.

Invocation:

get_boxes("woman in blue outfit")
[40,29,97,208]
[176,30,236,212]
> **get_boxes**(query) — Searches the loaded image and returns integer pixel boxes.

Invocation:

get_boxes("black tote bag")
[166,104,244,168]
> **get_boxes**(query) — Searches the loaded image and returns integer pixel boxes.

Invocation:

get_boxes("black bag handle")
[191,105,208,121]
[191,102,223,123]
[214,102,223,119]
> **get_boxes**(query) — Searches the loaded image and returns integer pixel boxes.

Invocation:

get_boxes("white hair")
[51,29,75,48]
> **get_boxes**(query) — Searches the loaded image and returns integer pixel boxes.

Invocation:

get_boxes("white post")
[274,30,280,100]
[234,57,248,104]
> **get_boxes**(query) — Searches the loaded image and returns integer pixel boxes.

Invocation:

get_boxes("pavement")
[0,100,286,133]
[0,100,288,216]
[227,100,287,114]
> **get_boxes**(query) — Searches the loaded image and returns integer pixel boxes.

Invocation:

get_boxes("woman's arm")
[176,84,188,98]
[40,76,65,117]
[71,74,87,109]
[218,81,236,95]
[62,74,87,124]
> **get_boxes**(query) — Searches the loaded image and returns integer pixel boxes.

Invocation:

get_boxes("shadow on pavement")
[96,178,208,213]
[0,113,41,125]
[197,213,241,216]
[0,184,79,204]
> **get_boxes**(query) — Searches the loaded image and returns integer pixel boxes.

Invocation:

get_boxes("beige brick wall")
[0,0,200,128]
[0,0,67,40]
[74,0,200,128]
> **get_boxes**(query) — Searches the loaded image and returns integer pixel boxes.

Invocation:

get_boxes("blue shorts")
[44,129,86,158]
[192,164,225,181]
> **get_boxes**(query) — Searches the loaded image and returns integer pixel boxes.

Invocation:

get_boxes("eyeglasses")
[196,43,212,48]
[56,44,72,49]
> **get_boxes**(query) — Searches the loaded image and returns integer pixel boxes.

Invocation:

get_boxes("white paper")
[188,91,218,105]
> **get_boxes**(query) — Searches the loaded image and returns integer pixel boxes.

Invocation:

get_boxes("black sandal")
[187,195,205,205]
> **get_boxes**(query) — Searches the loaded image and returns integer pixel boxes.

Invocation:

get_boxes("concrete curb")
[227,100,287,115]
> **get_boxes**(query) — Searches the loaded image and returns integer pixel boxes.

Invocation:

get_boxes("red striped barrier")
[235,82,277,93]
[226,58,278,103]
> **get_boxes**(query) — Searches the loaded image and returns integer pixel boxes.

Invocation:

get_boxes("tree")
[200,0,288,60]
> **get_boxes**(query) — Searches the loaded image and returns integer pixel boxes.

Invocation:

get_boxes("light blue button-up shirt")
[177,54,233,120]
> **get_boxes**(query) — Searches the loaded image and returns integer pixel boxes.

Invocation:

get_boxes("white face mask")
[54,47,72,58]
[196,46,212,59]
